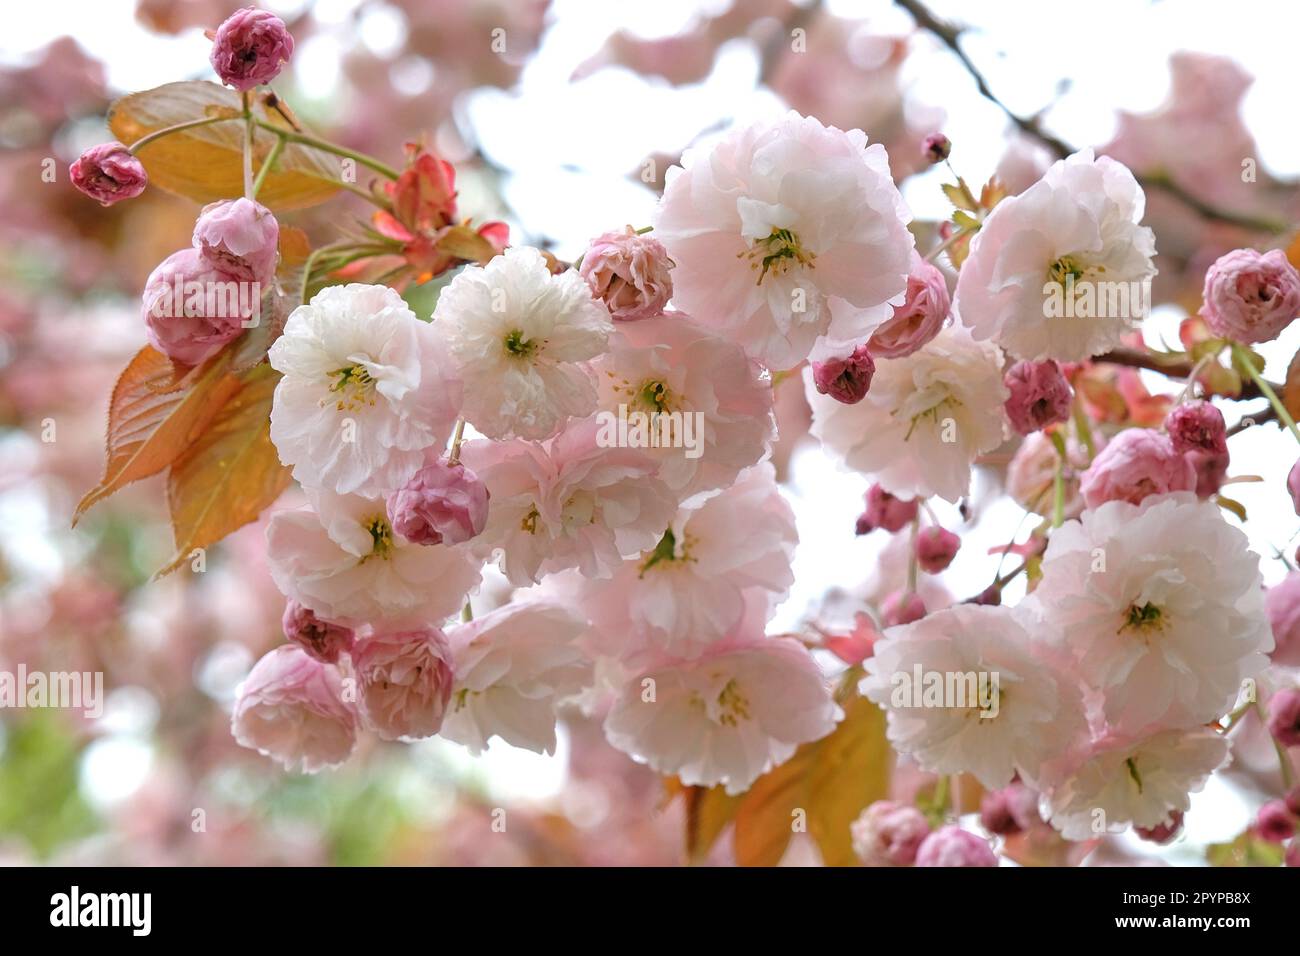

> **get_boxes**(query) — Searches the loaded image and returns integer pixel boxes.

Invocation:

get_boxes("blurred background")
[2,0,1299,865]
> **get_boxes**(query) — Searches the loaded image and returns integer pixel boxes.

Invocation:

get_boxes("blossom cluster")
[68,4,1300,866]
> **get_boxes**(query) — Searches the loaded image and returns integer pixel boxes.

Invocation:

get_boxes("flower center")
[639,527,696,576]
[326,364,377,412]
[361,515,394,562]
[715,679,752,727]
[503,329,538,359]
[1118,601,1165,635]
[520,505,540,535]
[738,227,816,285]
[1125,756,1144,794]
[638,379,673,414]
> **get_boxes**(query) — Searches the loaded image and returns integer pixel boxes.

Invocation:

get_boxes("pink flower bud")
[1288,457,1300,516]
[868,252,950,359]
[856,484,918,535]
[209,7,295,91]
[980,783,1040,836]
[1255,800,1296,843]
[1079,428,1196,509]
[915,825,998,867]
[1267,687,1300,748]
[281,600,354,664]
[915,526,959,573]
[141,248,252,366]
[387,458,489,546]
[812,344,875,404]
[1135,809,1184,844]
[850,800,931,866]
[231,646,358,773]
[882,590,926,627]
[921,133,951,165]
[193,197,279,284]
[351,628,455,741]
[1186,448,1229,499]
[966,583,1002,606]
[1165,400,1227,456]
[70,142,147,206]
[1202,248,1300,344]
[1286,786,1300,817]
[1003,360,1072,436]
[578,226,673,321]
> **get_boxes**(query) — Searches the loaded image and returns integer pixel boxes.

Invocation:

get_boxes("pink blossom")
[856,483,918,535]
[921,133,951,165]
[1202,248,1300,344]
[1186,448,1229,499]
[979,783,1040,836]
[386,458,489,546]
[1288,457,1300,515]
[579,226,673,321]
[1003,360,1072,436]
[850,800,931,866]
[1165,400,1227,455]
[193,197,279,284]
[1079,428,1196,509]
[351,628,455,741]
[1267,688,1300,748]
[231,646,357,773]
[70,142,147,206]
[881,590,926,627]
[1135,809,1184,844]
[914,825,997,867]
[915,526,959,573]
[867,251,950,359]
[1255,800,1296,843]
[141,248,251,365]
[1265,573,1300,667]
[281,600,354,664]
[811,344,875,404]
[209,6,294,91]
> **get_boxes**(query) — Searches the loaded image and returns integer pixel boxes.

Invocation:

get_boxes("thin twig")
[893,0,1289,234]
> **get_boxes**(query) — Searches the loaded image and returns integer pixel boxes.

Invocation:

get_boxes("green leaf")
[1207,831,1284,867]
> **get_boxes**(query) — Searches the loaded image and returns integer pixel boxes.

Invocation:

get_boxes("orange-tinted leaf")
[1282,348,1300,423]
[681,784,743,863]
[158,362,290,576]
[74,346,239,524]
[732,688,891,867]
[437,224,498,265]
[109,81,343,211]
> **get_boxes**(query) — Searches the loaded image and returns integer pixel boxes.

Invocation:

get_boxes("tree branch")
[893,0,1289,234]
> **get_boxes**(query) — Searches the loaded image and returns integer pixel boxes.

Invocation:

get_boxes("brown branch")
[893,0,1289,234]
[1093,345,1278,402]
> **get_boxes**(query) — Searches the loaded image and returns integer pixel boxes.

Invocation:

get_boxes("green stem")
[1049,430,1068,528]
[906,515,920,594]
[250,133,286,200]
[447,417,467,464]
[241,92,254,199]
[1235,344,1300,444]
[1071,397,1097,460]
[1253,701,1296,791]
[254,121,399,180]
[127,114,238,154]
[924,225,971,264]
